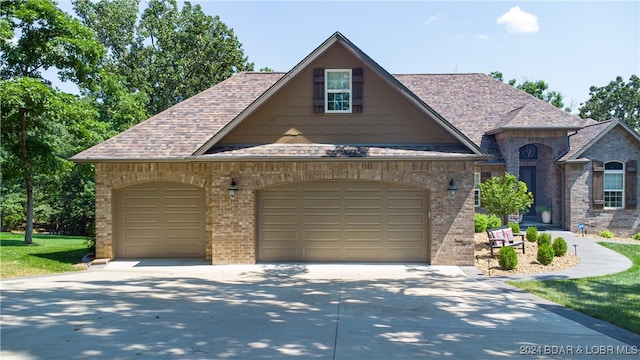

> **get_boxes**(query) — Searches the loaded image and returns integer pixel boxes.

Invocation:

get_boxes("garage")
[258,181,429,262]
[114,182,205,258]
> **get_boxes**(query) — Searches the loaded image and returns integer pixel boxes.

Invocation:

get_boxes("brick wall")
[565,127,640,237]
[95,160,476,265]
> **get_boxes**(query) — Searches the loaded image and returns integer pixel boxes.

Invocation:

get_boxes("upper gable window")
[314,68,362,113]
[325,69,352,113]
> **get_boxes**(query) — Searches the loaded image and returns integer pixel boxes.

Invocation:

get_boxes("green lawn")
[508,242,640,335]
[0,232,92,278]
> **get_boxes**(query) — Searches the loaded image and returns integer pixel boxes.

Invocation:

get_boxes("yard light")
[228,179,239,199]
[447,178,457,199]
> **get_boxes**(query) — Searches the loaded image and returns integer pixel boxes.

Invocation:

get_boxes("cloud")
[497,6,539,34]
[425,13,444,25]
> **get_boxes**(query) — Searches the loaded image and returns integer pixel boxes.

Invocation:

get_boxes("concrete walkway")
[1,232,638,359]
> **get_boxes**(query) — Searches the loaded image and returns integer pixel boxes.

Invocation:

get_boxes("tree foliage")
[0,0,103,243]
[578,75,640,133]
[479,173,534,226]
[490,71,567,111]
[73,0,254,115]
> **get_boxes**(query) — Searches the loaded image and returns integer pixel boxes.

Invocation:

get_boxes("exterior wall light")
[228,179,238,199]
[447,178,457,199]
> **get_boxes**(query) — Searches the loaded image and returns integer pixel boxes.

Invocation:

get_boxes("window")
[325,69,351,113]
[604,161,624,208]
[474,172,481,207]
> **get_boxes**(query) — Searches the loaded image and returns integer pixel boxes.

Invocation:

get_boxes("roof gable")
[561,119,640,162]
[194,32,486,158]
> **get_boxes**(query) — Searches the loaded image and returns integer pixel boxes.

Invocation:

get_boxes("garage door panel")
[387,230,424,241]
[387,198,423,209]
[263,214,299,225]
[261,247,299,261]
[388,214,424,225]
[123,228,158,239]
[259,181,429,262]
[304,248,342,261]
[344,248,383,260]
[124,212,159,224]
[165,211,201,223]
[303,214,340,225]
[116,182,205,258]
[304,197,340,209]
[262,197,298,209]
[262,230,298,241]
[303,230,340,241]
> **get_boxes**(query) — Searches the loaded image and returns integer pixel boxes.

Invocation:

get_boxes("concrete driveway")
[1,262,638,359]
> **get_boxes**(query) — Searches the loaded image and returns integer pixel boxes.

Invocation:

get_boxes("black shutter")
[352,68,363,113]
[313,68,324,113]
[592,160,604,210]
[626,160,637,209]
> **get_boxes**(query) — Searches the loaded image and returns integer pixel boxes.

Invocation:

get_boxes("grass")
[0,232,92,279]
[508,242,640,335]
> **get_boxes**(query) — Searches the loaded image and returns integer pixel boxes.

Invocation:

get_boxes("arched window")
[604,161,624,208]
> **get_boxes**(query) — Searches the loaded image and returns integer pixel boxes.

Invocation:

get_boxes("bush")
[474,213,489,233]
[537,233,552,247]
[537,244,555,265]
[508,222,520,234]
[499,246,518,270]
[633,232,640,241]
[487,214,502,229]
[553,237,568,256]
[600,229,614,238]
[525,226,538,242]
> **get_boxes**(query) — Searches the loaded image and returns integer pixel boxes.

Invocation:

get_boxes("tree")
[490,71,567,111]
[73,0,255,115]
[0,0,103,244]
[578,75,640,133]
[479,173,534,226]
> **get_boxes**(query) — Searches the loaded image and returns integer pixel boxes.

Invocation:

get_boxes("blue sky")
[56,1,639,111]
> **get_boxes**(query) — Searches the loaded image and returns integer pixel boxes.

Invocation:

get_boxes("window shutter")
[352,68,363,113]
[313,68,324,113]
[626,160,637,209]
[592,160,604,209]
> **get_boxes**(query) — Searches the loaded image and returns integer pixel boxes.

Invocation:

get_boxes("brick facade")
[95,160,476,265]
[564,127,640,236]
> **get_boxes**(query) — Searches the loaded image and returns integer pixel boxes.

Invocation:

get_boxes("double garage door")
[258,181,430,262]
[115,182,205,258]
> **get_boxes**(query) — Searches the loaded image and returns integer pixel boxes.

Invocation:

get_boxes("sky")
[54,1,639,112]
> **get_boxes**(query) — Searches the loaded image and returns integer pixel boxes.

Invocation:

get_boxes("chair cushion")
[489,229,505,239]
[502,228,515,243]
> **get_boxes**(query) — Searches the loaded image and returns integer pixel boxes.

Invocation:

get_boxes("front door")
[519,166,536,216]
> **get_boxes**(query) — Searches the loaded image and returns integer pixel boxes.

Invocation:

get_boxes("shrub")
[508,222,520,234]
[474,213,489,233]
[633,232,640,241]
[537,244,555,265]
[600,230,614,238]
[537,233,552,247]
[499,246,518,270]
[525,226,538,242]
[487,214,502,229]
[553,237,568,256]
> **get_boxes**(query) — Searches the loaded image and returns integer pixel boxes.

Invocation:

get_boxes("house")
[72,32,640,265]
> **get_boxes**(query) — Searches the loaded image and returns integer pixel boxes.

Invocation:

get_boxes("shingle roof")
[394,73,589,146]
[72,72,285,161]
[72,71,594,162]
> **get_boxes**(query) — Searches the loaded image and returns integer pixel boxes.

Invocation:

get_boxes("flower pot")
[541,211,551,224]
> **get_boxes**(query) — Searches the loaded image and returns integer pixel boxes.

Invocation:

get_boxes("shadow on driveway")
[1,264,637,359]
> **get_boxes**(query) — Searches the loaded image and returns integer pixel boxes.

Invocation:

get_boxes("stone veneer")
[95,160,477,265]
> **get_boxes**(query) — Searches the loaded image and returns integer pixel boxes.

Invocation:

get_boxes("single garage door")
[115,182,205,258]
[258,181,429,262]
